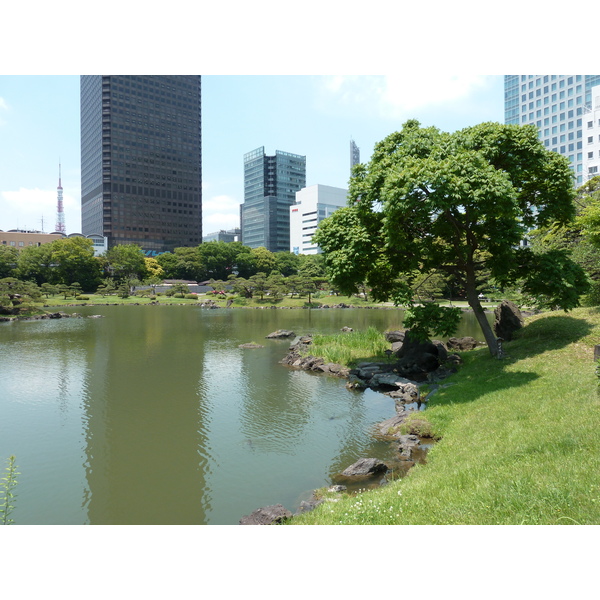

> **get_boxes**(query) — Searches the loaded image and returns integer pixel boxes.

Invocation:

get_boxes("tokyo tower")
[55,162,66,234]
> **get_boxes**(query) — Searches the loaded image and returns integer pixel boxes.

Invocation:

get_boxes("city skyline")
[0,75,505,239]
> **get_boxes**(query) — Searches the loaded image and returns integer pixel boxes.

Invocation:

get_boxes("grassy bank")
[290,307,600,525]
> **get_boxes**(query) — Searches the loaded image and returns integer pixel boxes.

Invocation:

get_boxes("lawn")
[290,307,600,525]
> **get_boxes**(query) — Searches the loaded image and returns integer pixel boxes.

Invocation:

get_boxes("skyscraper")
[240,147,306,252]
[504,75,600,186]
[80,75,202,255]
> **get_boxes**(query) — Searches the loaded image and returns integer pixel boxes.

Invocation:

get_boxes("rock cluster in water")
[240,328,485,524]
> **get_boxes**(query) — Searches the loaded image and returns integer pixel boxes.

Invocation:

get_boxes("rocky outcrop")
[266,329,295,339]
[340,458,388,478]
[493,300,524,341]
[447,336,480,351]
[239,504,293,525]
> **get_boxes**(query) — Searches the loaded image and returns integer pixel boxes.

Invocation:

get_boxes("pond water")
[0,305,489,525]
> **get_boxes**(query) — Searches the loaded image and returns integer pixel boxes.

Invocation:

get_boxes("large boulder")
[340,458,388,478]
[493,300,524,341]
[447,336,480,351]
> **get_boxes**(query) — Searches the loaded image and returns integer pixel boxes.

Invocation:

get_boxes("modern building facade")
[583,85,600,182]
[202,227,241,243]
[0,231,107,256]
[241,147,306,252]
[504,75,600,186]
[289,184,348,255]
[80,75,202,255]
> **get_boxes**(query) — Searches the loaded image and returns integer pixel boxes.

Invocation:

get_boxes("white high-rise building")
[289,184,348,255]
[504,75,600,186]
[583,85,600,182]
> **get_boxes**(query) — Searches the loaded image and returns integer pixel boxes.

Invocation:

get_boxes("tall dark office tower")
[80,75,202,255]
[240,147,306,252]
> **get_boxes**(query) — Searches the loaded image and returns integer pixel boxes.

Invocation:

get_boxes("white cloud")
[0,96,8,126]
[318,75,492,120]
[202,194,241,233]
[0,188,81,233]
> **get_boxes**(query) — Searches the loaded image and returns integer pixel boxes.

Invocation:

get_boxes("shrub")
[173,293,186,299]
[185,294,198,300]
[76,296,90,301]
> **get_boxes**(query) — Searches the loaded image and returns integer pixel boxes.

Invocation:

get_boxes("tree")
[0,278,42,315]
[50,237,102,292]
[314,120,589,356]
[0,246,18,279]
[102,244,148,282]
[530,175,600,305]
[250,246,276,275]
[197,241,249,280]
[274,251,300,277]
[15,243,55,286]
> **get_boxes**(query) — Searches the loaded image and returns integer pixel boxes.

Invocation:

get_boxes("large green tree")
[102,244,148,282]
[314,120,588,356]
[0,246,18,278]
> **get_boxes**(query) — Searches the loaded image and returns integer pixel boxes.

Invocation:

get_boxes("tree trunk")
[465,270,498,357]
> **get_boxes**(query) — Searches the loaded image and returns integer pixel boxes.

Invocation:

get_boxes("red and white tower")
[55,162,66,234]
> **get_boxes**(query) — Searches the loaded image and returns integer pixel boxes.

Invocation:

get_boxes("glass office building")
[504,75,600,186]
[80,75,202,255]
[241,147,306,252]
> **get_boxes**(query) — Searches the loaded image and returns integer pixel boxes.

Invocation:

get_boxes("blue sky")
[0,74,505,234]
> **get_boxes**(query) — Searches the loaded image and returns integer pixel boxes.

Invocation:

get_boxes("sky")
[0,74,505,235]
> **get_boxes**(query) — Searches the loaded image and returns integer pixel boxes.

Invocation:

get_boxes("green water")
[0,305,488,524]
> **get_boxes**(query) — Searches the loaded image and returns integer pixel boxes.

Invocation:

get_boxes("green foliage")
[0,245,18,278]
[102,244,148,282]
[314,120,585,355]
[0,455,19,525]
[0,277,42,314]
[50,237,102,291]
[402,303,463,340]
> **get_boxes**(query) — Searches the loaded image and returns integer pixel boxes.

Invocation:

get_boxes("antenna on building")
[56,161,66,234]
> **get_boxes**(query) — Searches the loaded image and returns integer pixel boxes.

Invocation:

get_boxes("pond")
[0,305,489,524]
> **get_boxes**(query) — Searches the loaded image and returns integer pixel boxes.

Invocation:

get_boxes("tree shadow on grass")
[430,314,595,407]
[508,314,595,358]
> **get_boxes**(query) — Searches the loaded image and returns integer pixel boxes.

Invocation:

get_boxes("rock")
[447,336,480,351]
[377,415,407,437]
[341,458,388,478]
[239,504,293,525]
[266,329,295,339]
[397,434,421,460]
[493,300,524,341]
[341,326,353,332]
[385,330,406,343]
[328,485,347,493]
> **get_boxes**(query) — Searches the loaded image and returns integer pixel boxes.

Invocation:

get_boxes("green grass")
[307,326,392,366]
[290,307,600,525]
